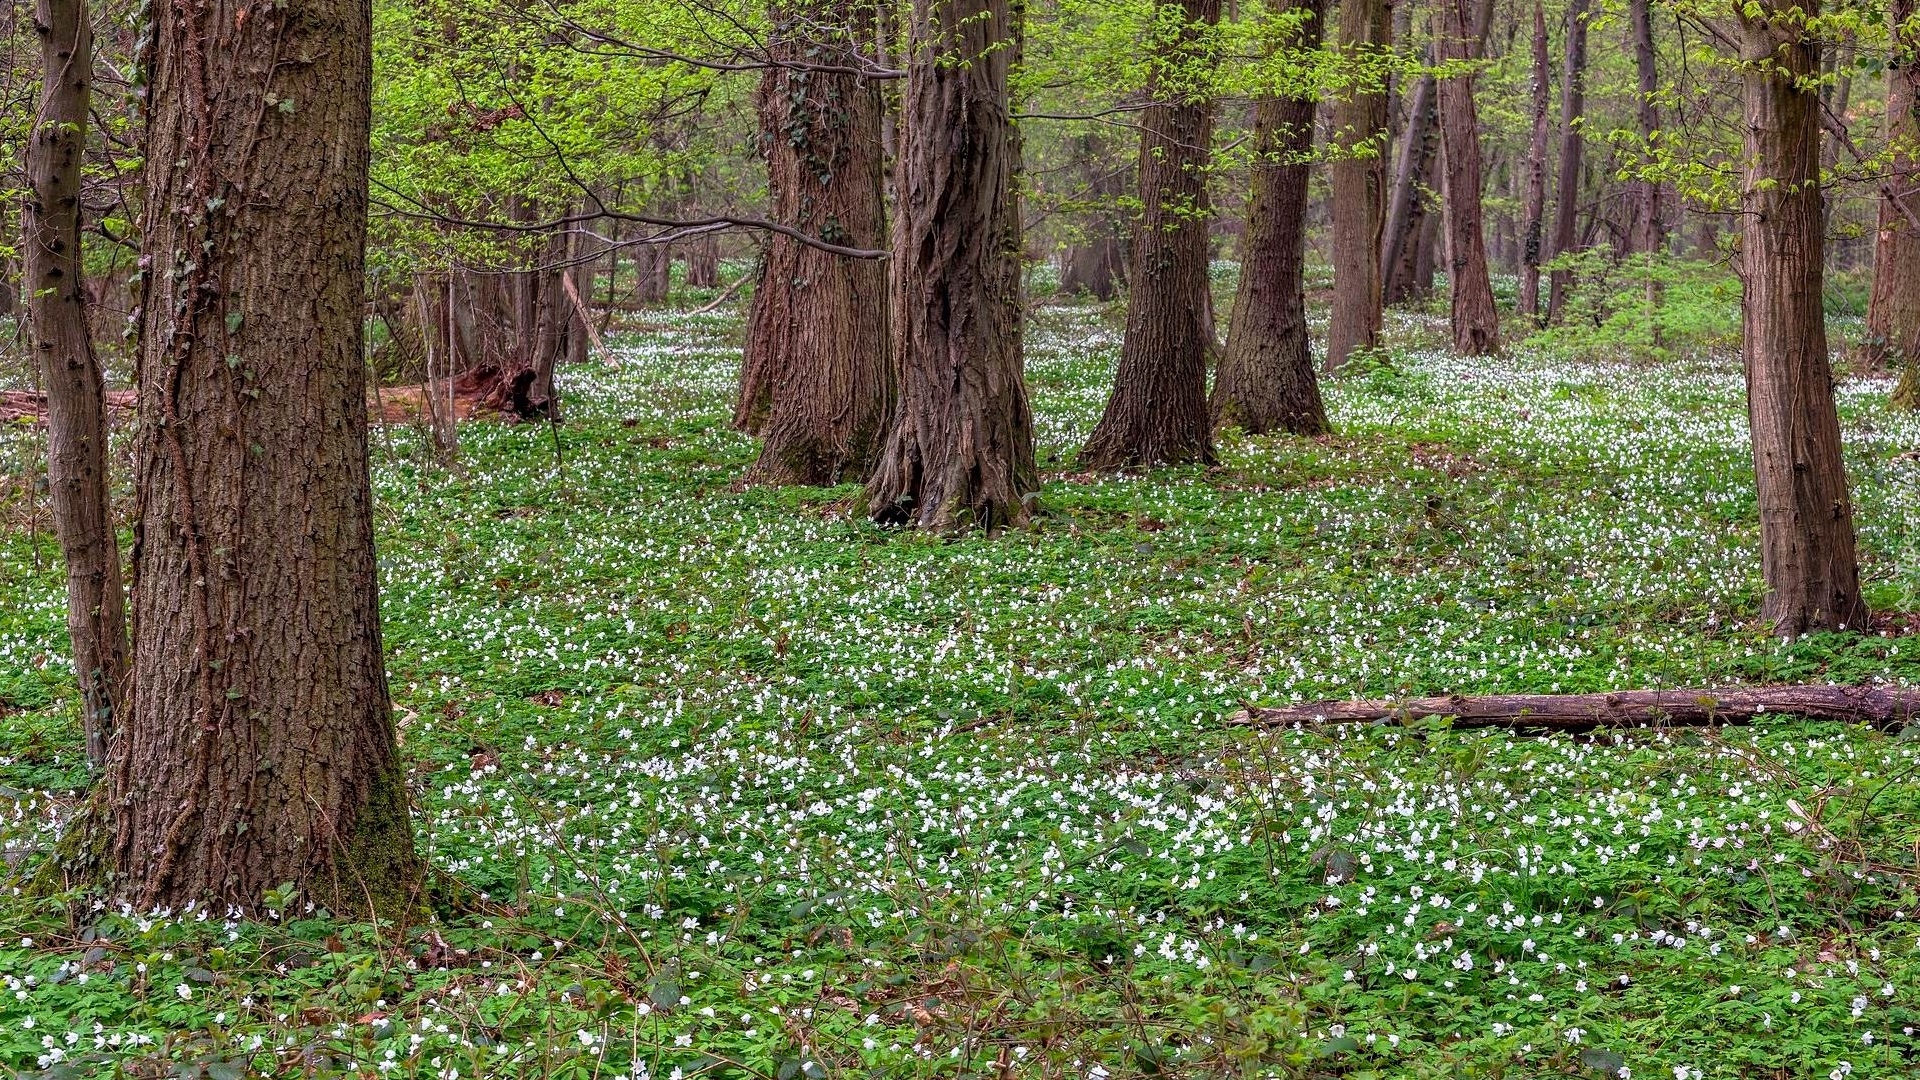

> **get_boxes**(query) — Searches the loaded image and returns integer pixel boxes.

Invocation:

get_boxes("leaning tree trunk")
[1212,0,1328,436]
[1435,0,1500,355]
[1545,0,1588,324]
[1518,0,1552,320]
[1382,68,1437,305]
[1737,0,1870,635]
[1081,0,1221,469]
[1327,0,1391,368]
[864,0,1036,530]
[97,0,420,917]
[1868,0,1920,407]
[735,0,893,485]
[25,0,129,767]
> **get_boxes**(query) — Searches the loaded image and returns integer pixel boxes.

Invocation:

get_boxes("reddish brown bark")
[98,0,420,917]
[1546,0,1588,324]
[1624,0,1664,257]
[1058,134,1128,300]
[735,5,893,486]
[25,0,129,767]
[1518,0,1552,319]
[1382,68,1436,306]
[1869,0,1920,408]
[864,0,1036,530]
[1327,0,1390,368]
[1736,0,1870,635]
[1081,0,1221,468]
[1435,0,1500,355]
[1212,0,1328,436]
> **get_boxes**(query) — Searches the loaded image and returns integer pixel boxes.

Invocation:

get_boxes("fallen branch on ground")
[1233,686,1920,733]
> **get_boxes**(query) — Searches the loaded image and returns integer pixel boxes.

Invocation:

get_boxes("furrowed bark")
[1434,0,1499,355]
[1869,0,1920,407]
[1327,0,1390,369]
[1518,0,1551,320]
[1545,0,1588,324]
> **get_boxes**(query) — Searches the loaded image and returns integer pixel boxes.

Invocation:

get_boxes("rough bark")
[25,0,129,767]
[1518,0,1552,319]
[1327,0,1391,368]
[1869,0,1920,407]
[1624,0,1664,256]
[1736,0,1870,636]
[1435,0,1500,355]
[1236,686,1920,732]
[1381,69,1437,305]
[97,0,421,917]
[1545,0,1588,324]
[864,0,1036,530]
[735,2,893,486]
[1212,0,1328,436]
[1081,0,1221,469]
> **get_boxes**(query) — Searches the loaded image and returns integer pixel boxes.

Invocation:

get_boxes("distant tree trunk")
[1381,68,1437,305]
[1546,0,1589,324]
[736,2,893,485]
[634,244,672,303]
[1435,0,1500,355]
[1518,0,1552,319]
[1624,0,1663,256]
[1213,0,1328,436]
[26,0,128,767]
[1412,206,1442,295]
[684,234,722,288]
[1736,0,1870,635]
[1059,133,1129,299]
[1868,0,1920,407]
[1082,0,1221,468]
[1327,0,1390,368]
[865,0,1036,530]
[100,0,421,916]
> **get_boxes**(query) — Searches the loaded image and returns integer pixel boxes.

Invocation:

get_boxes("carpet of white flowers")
[4,291,1920,1078]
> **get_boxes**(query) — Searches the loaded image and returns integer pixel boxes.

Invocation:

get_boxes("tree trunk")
[1625,0,1664,256]
[633,243,672,303]
[25,0,129,768]
[1237,685,1920,732]
[1058,135,1129,300]
[100,0,421,917]
[1435,0,1500,355]
[684,234,722,288]
[1737,0,1870,636]
[1381,69,1437,305]
[1212,0,1328,436]
[1545,0,1588,324]
[1081,0,1221,468]
[1869,0,1920,408]
[1411,205,1441,296]
[1518,0,1552,319]
[736,1,893,485]
[864,0,1036,530]
[1327,0,1390,368]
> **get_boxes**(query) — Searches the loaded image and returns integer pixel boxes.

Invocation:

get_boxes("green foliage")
[1525,252,1742,360]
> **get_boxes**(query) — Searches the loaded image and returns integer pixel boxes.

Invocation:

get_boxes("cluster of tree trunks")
[1236,686,1920,733]
[1327,0,1391,369]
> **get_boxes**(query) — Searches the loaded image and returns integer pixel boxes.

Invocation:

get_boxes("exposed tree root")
[1233,686,1920,733]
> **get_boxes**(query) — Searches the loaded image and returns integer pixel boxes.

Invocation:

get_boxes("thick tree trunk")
[1212,0,1328,436]
[736,3,893,485]
[1327,0,1390,368]
[1545,0,1588,324]
[1411,206,1442,296]
[1737,0,1870,636]
[1081,0,1221,469]
[1625,0,1664,256]
[26,0,128,767]
[864,0,1036,530]
[1237,685,1920,732]
[100,0,420,916]
[1518,0,1552,319]
[1435,0,1500,355]
[1869,0,1920,407]
[1381,69,1437,305]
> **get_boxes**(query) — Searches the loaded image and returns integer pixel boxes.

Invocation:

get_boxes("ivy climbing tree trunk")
[1212,0,1327,436]
[1736,0,1870,635]
[1435,0,1499,355]
[735,1,893,485]
[1868,0,1920,407]
[26,0,129,767]
[1545,0,1588,324]
[1081,0,1221,468]
[1327,0,1390,369]
[1518,0,1551,320]
[864,0,1036,530]
[93,0,421,917]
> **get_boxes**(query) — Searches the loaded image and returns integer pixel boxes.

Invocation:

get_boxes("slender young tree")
[1518,0,1551,319]
[91,0,421,915]
[735,1,893,485]
[865,0,1036,529]
[25,0,128,767]
[1545,0,1588,324]
[1868,0,1920,408]
[1327,0,1390,368]
[1212,0,1329,436]
[1736,0,1870,634]
[1082,0,1222,468]
[1624,0,1663,256]
[1434,0,1499,354]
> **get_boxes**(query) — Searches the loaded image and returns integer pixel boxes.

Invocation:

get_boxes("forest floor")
[4,289,1920,1078]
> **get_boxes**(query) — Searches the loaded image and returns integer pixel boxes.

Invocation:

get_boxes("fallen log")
[1234,685,1920,733]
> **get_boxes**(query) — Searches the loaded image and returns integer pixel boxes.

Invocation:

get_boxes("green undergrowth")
[2,301,1920,1077]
